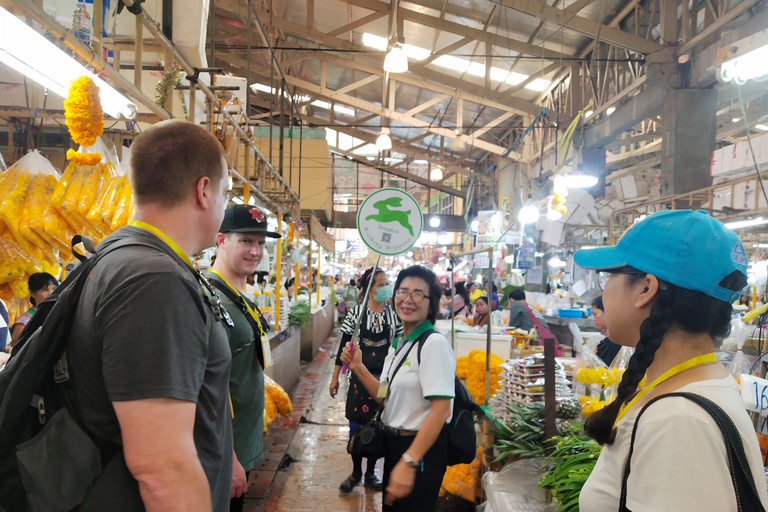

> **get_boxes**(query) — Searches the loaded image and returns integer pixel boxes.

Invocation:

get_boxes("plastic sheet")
[482,458,547,512]
[727,318,754,387]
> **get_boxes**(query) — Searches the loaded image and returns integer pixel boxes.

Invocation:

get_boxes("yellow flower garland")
[66,149,102,167]
[63,76,104,147]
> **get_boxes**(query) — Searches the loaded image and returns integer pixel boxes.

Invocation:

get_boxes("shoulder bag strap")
[620,392,766,512]
[416,329,440,366]
[372,337,420,421]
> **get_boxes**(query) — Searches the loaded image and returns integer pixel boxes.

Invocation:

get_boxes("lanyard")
[129,220,194,269]
[207,270,267,339]
[613,352,718,427]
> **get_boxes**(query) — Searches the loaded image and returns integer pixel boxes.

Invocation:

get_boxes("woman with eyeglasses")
[341,266,455,511]
[331,267,402,494]
[576,210,768,511]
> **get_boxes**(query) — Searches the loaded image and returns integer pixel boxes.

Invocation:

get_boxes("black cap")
[219,205,281,238]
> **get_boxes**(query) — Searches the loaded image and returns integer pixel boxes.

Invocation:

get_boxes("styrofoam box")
[453,332,514,360]
[711,147,723,177]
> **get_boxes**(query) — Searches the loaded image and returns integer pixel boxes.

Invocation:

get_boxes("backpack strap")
[619,392,766,512]
[208,278,268,368]
[416,328,440,365]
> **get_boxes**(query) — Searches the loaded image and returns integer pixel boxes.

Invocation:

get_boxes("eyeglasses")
[395,289,429,304]
[596,268,644,291]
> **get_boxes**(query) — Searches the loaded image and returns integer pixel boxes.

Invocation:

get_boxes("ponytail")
[584,272,733,445]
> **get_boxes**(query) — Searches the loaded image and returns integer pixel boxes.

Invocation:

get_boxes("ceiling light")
[470,220,480,232]
[756,124,768,131]
[733,117,742,123]
[559,173,598,188]
[0,7,137,119]
[519,196,540,225]
[376,128,392,150]
[584,110,594,118]
[724,218,768,229]
[606,107,616,115]
[450,130,467,151]
[430,166,444,180]
[718,35,768,85]
[383,46,408,73]
[548,256,566,268]
[429,216,441,228]
[504,255,515,264]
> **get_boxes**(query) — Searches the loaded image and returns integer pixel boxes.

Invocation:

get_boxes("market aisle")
[246,328,383,512]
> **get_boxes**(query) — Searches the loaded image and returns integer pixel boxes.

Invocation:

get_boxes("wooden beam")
[499,0,663,54]
[404,94,450,117]
[326,11,387,38]
[333,74,381,95]
[679,0,761,54]
[423,36,474,65]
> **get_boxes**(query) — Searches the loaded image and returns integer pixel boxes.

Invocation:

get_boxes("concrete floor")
[245,328,474,512]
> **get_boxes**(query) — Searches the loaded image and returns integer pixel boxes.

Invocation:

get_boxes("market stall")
[299,214,335,361]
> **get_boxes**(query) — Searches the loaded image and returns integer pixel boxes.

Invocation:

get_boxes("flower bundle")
[63,76,104,147]
[459,350,504,403]
[439,447,482,502]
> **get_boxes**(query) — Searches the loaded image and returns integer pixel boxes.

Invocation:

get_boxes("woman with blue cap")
[575,210,768,511]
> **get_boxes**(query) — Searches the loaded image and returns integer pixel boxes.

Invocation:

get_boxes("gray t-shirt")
[67,227,233,511]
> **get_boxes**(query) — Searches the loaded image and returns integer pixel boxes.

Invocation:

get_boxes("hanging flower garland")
[65,149,101,166]
[63,76,104,147]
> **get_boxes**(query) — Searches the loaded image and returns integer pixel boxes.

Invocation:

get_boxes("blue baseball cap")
[574,210,748,302]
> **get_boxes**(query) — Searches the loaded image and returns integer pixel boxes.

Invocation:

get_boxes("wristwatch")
[401,452,421,469]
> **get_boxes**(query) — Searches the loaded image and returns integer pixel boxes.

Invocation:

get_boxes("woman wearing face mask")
[331,266,403,494]
[576,210,768,511]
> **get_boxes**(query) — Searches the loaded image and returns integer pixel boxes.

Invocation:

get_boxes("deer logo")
[365,197,414,236]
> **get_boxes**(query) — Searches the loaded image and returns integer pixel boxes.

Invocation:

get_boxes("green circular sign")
[357,188,423,256]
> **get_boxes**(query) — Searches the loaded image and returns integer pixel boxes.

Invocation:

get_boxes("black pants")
[381,430,448,512]
[229,470,250,512]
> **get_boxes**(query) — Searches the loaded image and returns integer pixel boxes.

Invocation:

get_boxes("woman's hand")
[329,376,339,398]
[384,459,417,505]
[339,340,363,372]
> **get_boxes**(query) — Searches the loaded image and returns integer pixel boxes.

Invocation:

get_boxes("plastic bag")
[603,346,634,403]
[53,137,118,238]
[264,375,293,418]
[440,448,482,501]
[98,146,133,231]
[482,458,547,512]
[0,151,65,263]
[727,318,753,388]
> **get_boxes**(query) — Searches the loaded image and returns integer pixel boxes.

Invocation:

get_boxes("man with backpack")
[206,205,281,512]
[1,120,234,512]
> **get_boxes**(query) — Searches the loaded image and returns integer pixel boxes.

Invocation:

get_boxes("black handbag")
[347,337,420,458]
[620,392,767,512]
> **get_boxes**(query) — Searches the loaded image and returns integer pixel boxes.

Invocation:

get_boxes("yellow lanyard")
[207,269,267,339]
[129,220,194,269]
[613,352,718,427]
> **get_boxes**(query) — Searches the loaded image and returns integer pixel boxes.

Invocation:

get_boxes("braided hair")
[584,270,733,445]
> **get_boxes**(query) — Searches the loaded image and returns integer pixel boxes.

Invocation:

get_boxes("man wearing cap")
[207,205,281,512]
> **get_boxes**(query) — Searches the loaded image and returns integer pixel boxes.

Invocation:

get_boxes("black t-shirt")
[67,227,233,511]
[596,336,622,366]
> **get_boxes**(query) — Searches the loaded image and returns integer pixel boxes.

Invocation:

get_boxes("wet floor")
[244,328,475,512]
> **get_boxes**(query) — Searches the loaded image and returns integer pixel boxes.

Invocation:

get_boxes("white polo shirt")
[580,376,768,511]
[380,324,456,431]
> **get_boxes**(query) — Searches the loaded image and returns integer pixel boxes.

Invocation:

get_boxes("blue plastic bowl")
[558,308,583,318]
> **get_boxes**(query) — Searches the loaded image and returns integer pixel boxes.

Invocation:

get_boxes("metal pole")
[450,254,456,350]
[485,247,492,405]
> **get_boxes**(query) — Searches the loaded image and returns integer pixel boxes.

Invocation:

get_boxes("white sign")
[740,374,768,415]
[527,267,543,285]
[357,188,423,256]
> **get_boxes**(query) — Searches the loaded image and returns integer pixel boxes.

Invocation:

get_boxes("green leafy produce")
[490,403,547,461]
[556,398,582,420]
[288,300,311,328]
[538,429,600,512]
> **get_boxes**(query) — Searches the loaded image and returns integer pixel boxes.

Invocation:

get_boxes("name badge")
[377,379,389,399]
[261,334,273,369]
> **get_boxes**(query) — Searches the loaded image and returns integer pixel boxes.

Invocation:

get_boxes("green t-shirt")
[207,272,265,471]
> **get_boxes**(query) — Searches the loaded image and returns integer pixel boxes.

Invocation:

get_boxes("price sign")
[740,374,768,415]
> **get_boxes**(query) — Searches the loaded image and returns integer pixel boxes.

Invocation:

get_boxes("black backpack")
[0,236,160,512]
[416,329,484,466]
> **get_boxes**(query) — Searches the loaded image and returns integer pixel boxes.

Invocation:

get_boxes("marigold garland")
[63,76,104,147]
[66,149,102,167]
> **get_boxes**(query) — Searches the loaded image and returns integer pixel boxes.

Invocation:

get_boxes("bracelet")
[401,452,420,469]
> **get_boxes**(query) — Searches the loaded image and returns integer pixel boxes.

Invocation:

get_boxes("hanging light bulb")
[383,46,408,73]
[430,166,444,180]
[376,127,392,150]
[547,209,563,220]
[518,195,540,224]
[470,220,480,232]
[429,216,441,228]
[450,129,466,151]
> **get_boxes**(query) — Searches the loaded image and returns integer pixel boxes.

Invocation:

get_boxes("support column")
[660,89,717,196]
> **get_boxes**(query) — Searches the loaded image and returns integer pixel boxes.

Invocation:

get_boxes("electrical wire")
[737,86,768,208]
